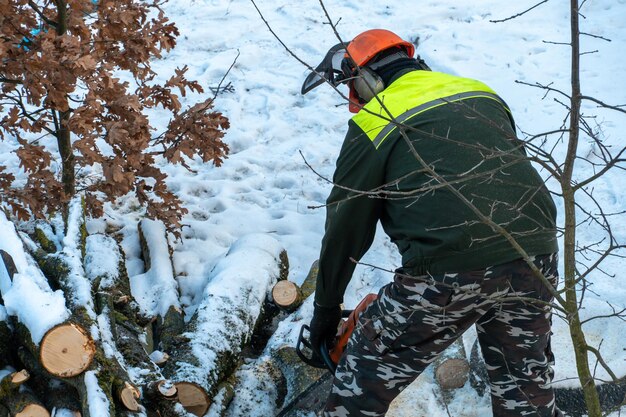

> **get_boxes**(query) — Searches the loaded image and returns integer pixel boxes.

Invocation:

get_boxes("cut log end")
[39,323,96,378]
[175,382,210,417]
[149,350,170,365]
[272,280,302,311]
[119,382,141,411]
[157,380,177,398]
[11,369,30,385]
[435,358,470,390]
[15,404,50,417]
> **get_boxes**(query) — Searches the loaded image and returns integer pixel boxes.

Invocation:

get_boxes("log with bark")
[0,307,12,369]
[162,234,287,416]
[433,338,470,391]
[2,391,50,417]
[271,259,318,312]
[0,370,29,402]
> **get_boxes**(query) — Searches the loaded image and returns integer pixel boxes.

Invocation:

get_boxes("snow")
[0,0,624,416]
[0,211,70,344]
[61,197,98,321]
[221,359,283,417]
[84,370,112,416]
[129,218,182,318]
[52,409,82,417]
[85,233,121,289]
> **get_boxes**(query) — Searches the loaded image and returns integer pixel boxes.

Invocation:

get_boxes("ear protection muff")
[352,68,385,103]
[340,50,412,105]
[340,56,386,105]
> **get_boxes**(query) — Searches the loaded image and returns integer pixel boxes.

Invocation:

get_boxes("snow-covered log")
[203,373,238,417]
[162,234,286,415]
[12,202,143,417]
[135,219,185,354]
[0,212,75,373]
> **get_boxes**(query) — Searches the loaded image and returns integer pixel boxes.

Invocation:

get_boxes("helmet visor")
[301,42,349,95]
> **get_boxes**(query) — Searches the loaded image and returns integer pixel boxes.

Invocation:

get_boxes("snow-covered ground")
[2,0,626,416]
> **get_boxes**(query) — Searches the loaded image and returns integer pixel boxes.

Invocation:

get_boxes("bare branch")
[515,80,571,100]
[27,0,59,28]
[489,0,549,23]
[0,77,23,84]
[581,95,626,114]
[585,344,619,382]
[580,32,611,42]
[574,147,626,190]
[210,50,240,102]
[542,40,571,46]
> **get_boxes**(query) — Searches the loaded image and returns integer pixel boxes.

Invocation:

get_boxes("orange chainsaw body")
[329,293,378,365]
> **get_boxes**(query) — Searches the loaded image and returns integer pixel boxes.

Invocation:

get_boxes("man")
[301,29,560,416]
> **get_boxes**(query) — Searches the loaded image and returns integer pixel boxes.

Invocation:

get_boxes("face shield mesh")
[301,43,349,95]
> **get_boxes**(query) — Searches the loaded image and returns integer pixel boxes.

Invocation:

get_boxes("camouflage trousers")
[324,254,559,417]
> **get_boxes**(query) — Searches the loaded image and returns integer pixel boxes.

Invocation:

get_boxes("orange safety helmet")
[345,30,415,113]
[346,29,415,67]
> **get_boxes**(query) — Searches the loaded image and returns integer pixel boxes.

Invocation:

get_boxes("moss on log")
[32,224,58,254]
[274,346,326,406]
[0,371,29,400]
[0,313,12,369]
[299,259,318,301]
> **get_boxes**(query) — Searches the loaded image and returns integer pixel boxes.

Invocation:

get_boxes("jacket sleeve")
[314,120,386,307]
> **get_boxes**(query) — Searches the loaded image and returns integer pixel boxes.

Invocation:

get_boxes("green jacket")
[315,70,558,307]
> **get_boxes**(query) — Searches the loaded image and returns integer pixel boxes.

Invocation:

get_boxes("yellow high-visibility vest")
[351,71,510,149]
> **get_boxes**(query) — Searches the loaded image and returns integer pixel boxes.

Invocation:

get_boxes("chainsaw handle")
[319,343,336,373]
[296,324,338,373]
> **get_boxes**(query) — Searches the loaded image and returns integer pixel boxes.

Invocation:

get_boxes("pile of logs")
[0,198,290,417]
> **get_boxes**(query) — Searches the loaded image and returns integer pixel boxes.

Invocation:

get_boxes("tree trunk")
[560,1,602,416]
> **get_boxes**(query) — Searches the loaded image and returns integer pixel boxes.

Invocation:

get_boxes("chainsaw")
[276,294,378,417]
[296,293,378,372]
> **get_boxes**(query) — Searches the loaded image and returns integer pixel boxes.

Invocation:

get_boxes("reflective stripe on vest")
[351,71,510,149]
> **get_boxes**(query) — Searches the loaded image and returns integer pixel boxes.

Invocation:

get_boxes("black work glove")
[308,303,342,359]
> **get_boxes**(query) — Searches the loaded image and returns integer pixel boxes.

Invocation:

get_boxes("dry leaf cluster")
[0,0,230,233]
